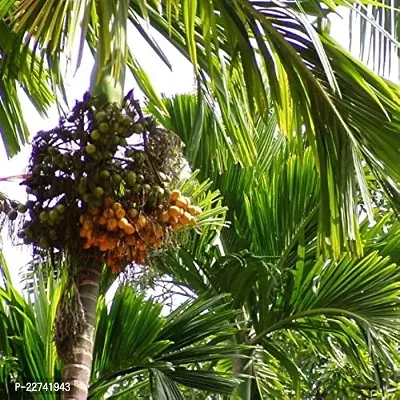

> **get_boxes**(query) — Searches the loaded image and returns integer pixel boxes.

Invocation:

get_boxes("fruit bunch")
[16,93,201,273]
[78,190,202,273]
[79,198,160,273]
[162,190,202,231]
[0,193,27,224]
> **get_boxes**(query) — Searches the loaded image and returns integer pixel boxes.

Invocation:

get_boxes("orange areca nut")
[107,218,118,231]
[112,202,122,211]
[107,238,118,250]
[83,220,93,230]
[117,217,130,229]
[137,240,146,251]
[191,205,202,216]
[168,206,181,217]
[99,242,108,252]
[136,214,147,229]
[161,211,169,222]
[115,208,126,219]
[103,208,114,219]
[124,224,135,235]
[168,216,179,225]
[175,196,188,210]
[180,211,193,225]
[147,233,156,244]
[170,189,181,202]
[172,223,182,231]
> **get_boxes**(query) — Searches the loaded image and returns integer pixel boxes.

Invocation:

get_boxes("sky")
[0,8,394,291]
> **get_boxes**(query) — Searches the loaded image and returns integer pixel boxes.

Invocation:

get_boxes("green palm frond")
[0,21,56,156]
[0,253,62,399]
[0,254,246,399]
[90,290,245,398]
[4,0,400,255]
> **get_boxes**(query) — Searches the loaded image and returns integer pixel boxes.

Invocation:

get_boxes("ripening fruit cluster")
[14,93,200,274]
[162,190,202,231]
[79,191,201,273]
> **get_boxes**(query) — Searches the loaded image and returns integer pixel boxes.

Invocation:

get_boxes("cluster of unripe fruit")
[0,193,27,223]
[78,190,201,273]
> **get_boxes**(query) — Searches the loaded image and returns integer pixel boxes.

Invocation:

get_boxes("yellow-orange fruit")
[187,205,196,215]
[83,220,94,230]
[191,206,202,216]
[175,196,188,210]
[99,242,108,252]
[172,223,183,232]
[118,217,129,229]
[169,216,179,225]
[103,208,114,219]
[79,214,88,224]
[98,233,108,244]
[112,202,122,211]
[137,240,147,251]
[168,206,181,217]
[107,218,118,231]
[136,214,147,229]
[154,239,162,248]
[143,221,153,232]
[93,236,101,246]
[107,238,118,250]
[124,224,135,235]
[180,211,193,225]
[161,211,169,222]
[170,189,181,202]
[80,227,87,238]
[98,215,107,225]
[115,208,126,219]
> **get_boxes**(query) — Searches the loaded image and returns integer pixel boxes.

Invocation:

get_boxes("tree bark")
[62,265,101,399]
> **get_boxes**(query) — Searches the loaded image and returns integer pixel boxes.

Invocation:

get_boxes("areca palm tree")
[0,0,399,399]
[148,93,400,398]
[0,253,245,399]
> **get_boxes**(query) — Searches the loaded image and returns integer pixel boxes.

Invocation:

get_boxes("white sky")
[0,9,395,290]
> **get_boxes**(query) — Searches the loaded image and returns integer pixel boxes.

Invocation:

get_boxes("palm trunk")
[232,316,254,400]
[62,265,101,399]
